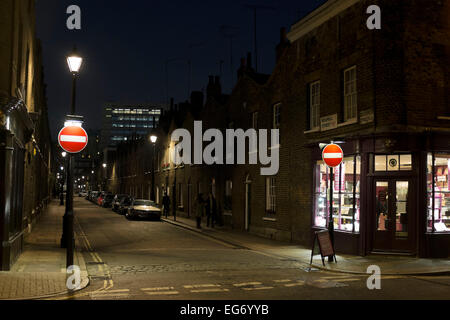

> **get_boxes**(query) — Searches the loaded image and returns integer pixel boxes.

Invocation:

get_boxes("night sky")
[36,0,325,138]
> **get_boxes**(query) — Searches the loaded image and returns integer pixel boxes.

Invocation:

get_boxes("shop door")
[373,179,413,252]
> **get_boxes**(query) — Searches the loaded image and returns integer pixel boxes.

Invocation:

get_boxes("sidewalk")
[162,215,450,276]
[0,200,89,300]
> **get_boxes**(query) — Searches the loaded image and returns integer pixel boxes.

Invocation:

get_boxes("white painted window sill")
[263,217,277,222]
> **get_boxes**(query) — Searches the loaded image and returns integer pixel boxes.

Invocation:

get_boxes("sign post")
[321,143,343,262]
[58,119,87,268]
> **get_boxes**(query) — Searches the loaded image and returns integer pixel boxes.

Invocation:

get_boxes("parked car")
[102,193,114,208]
[90,191,99,202]
[79,191,88,197]
[117,196,133,215]
[112,194,129,212]
[126,199,161,220]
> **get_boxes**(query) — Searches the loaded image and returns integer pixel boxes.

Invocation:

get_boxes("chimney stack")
[214,76,222,96]
[276,27,290,62]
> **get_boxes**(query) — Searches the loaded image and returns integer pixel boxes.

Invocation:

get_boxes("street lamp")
[150,135,157,201]
[61,46,83,270]
[62,152,67,158]
[102,163,107,168]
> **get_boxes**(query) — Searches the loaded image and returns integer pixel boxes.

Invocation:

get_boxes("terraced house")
[0,0,53,270]
[105,0,450,258]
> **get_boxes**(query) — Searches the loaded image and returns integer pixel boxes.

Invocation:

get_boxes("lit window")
[374,155,412,172]
[427,153,450,233]
[314,156,361,232]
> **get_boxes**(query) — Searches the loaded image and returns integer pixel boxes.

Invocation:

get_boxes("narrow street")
[53,198,450,300]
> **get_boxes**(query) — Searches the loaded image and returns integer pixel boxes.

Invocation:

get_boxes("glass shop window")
[427,153,450,233]
[314,156,361,232]
[374,154,412,172]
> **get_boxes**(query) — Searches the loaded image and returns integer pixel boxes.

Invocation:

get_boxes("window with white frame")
[266,177,276,213]
[343,66,357,121]
[273,103,281,129]
[310,81,320,129]
[252,112,258,129]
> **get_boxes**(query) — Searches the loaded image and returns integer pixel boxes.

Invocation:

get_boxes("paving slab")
[0,201,89,300]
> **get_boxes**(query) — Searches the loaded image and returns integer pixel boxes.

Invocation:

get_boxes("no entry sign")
[58,126,88,153]
[322,143,343,168]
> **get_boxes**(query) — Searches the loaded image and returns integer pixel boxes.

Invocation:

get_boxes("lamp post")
[150,135,157,201]
[60,46,83,270]
[319,139,345,262]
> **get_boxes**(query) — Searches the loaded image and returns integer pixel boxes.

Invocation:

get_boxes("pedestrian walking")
[206,192,217,228]
[59,192,64,206]
[194,194,204,229]
[162,191,170,218]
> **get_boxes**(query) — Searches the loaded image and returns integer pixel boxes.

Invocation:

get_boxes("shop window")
[309,81,320,130]
[427,153,450,233]
[374,154,412,172]
[314,156,361,232]
[266,177,276,213]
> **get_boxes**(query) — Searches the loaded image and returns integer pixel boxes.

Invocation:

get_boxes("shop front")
[310,133,450,258]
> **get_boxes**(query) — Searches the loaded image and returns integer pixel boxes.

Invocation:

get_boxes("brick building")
[105,0,450,258]
[0,0,53,270]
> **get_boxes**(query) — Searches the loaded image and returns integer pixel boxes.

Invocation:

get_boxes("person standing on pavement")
[206,192,217,228]
[194,194,204,229]
[162,191,170,218]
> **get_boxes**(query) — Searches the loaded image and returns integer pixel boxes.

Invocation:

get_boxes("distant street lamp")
[150,135,157,201]
[61,46,83,269]
[102,163,107,168]
[62,152,67,158]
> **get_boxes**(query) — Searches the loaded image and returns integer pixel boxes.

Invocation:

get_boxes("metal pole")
[60,73,76,269]
[71,74,76,115]
[66,154,74,268]
[151,143,155,201]
[328,166,335,262]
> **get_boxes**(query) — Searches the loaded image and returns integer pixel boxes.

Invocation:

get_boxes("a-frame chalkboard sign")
[310,230,337,266]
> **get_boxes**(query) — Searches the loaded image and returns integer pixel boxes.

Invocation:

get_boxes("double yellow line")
[52,217,114,300]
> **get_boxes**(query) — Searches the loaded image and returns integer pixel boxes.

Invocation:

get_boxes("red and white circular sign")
[322,144,343,168]
[58,126,88,153]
